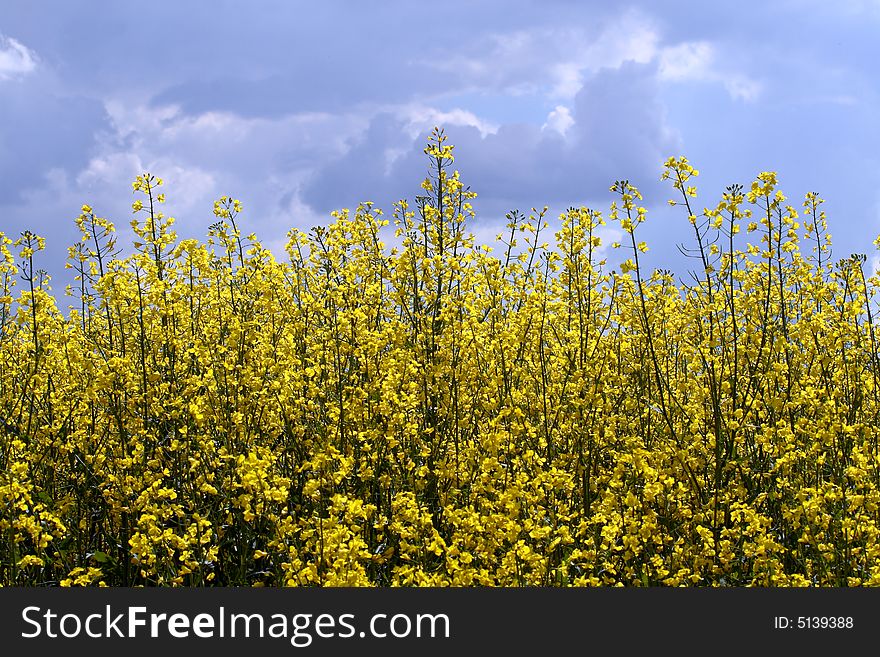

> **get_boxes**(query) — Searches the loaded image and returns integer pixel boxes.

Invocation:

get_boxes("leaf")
[91,551,111,563]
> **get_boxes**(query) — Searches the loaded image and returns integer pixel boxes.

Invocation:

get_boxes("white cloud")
[76,151,146,189]
[76,150,215,217]
[578,13,659,71]
[723,75,763,102]
[383,146,408,176]
[595,226,623,264]
[542,105,574,136]
[547,11,660,99]
[658,42,714,81]
[548,62,582,99]
[410,10,760,109]
[398,104,499,138]
[0,34,37,80]
[276,187,331,232]
[100,100,366,187]
[658,40,762,102]
[71,99,382,247]
[414,9,660,102]
[101,100,182,145]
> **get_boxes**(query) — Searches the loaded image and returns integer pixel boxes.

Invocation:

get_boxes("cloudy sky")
[1,0,879,289]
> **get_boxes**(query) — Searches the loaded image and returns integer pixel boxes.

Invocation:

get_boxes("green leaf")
[91,551,110,563]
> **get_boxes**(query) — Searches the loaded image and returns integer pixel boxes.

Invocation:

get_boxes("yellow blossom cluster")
[2,128,880,586]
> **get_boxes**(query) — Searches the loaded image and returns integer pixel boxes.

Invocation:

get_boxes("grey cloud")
[300,112,424,215]
[1,0,878,292]
[0,73,111,204]
[3,1,619,120]
[301,62,680,222]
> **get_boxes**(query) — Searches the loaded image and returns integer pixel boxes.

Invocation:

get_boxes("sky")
[1,0,879,292]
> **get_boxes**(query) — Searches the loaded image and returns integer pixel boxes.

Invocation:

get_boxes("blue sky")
[1,0,879,289]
